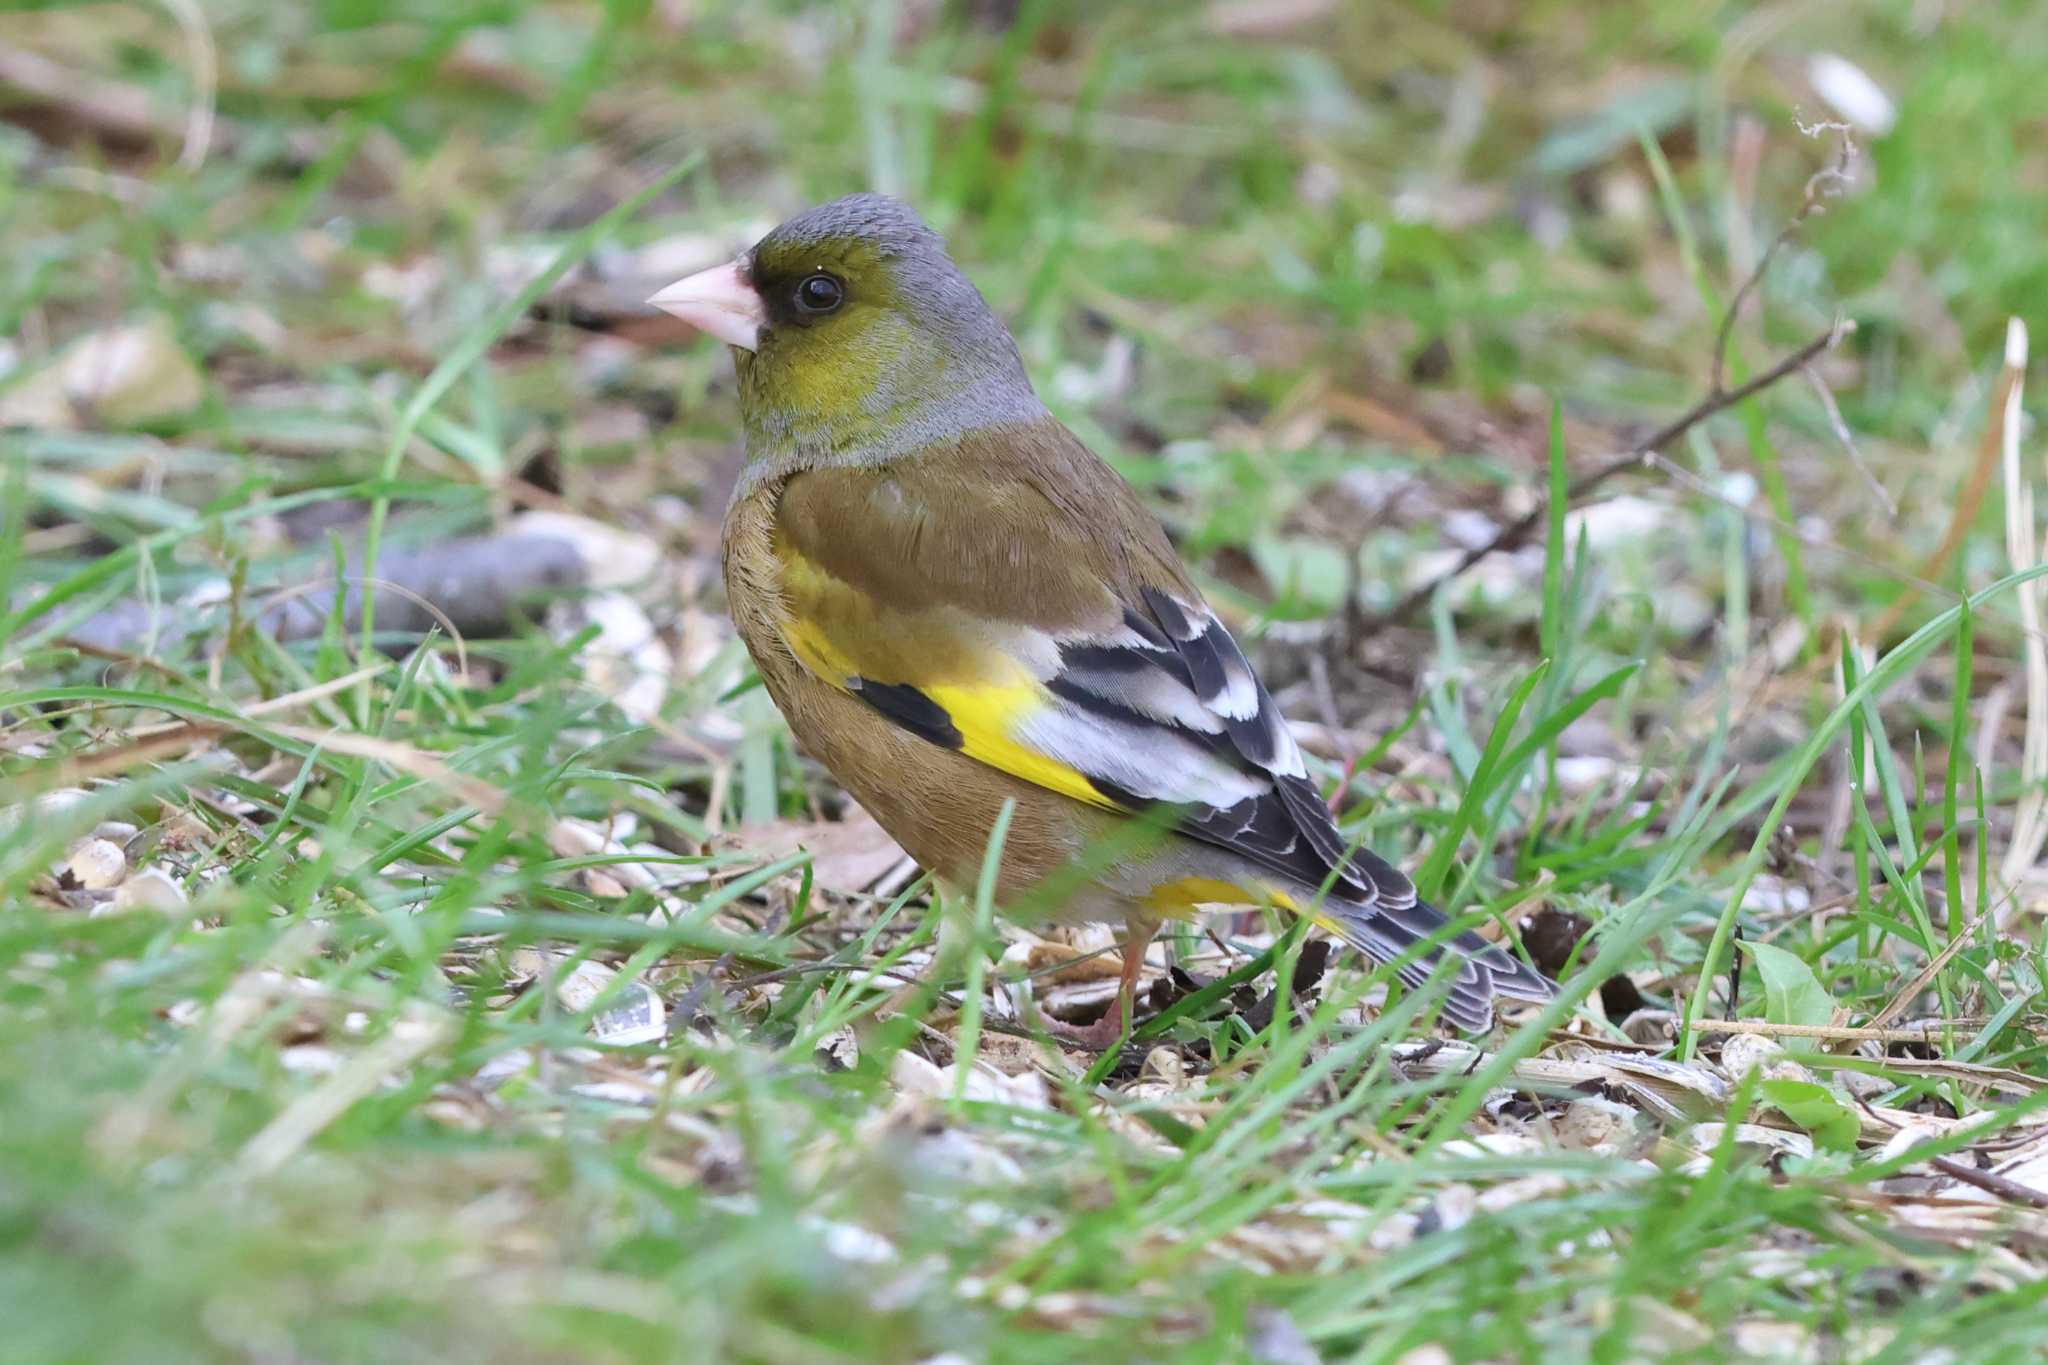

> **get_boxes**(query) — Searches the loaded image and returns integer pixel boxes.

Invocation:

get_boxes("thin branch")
[1926,1153,2048,1211]
[0,42,319,167]
[1710,220,1800,397]
[1871,368,2011,640]
[1692,1018,1974,1044]
[1857,896,2004,1044]
[1374,318,1849,627]
[1713,120,1855,394]
[1805,363,1894,516]
[1372,122,1864,630]
[158,0,218,171]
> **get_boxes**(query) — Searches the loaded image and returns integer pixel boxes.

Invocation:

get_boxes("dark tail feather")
[1317,894,1555,1032]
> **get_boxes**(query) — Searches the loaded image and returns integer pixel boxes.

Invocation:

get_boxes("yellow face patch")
[771,307,916,428]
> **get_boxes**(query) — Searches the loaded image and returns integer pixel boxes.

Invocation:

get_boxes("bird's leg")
[1042,922,1159,1052]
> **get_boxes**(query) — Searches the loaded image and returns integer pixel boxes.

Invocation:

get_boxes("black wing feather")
[845,587,1553,1017]
[849,678,963,750]
[1089,595,1554,1010]
[1126,590,1390,904]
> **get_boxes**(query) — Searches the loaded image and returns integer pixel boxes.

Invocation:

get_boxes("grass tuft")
[5,3,2048,1360]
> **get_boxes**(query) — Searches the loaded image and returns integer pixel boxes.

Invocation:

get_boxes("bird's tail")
[1308,894,1555,1033]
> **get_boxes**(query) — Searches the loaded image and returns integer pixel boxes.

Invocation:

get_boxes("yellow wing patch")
[773,537,1122,813]
[922,682,1119,812]
[1143,876,1260,918]
[779,611,860,686]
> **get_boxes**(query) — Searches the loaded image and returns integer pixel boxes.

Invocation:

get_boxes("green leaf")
[1760,1079,1860,1152]
[1414,660,1549,901]
[1538,397,1567,661]
[1248,534,1349,617]
[1739,941,1836,1028]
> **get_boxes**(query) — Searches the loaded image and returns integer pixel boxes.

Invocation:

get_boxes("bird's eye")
[794,272,845,315]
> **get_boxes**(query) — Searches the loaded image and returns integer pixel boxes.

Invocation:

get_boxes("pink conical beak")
[647,258,765,350]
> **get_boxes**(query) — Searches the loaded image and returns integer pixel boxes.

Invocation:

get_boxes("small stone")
[1740,876,1812,915]
[1392,1348,1452,1365]
[66,839,127,890]
[1367,1213,1419,1251]
[38,788,91,817]
[511,511,661,589]
[1558,1097,1641,1152]
[114,867,187,913]
[1433,1183,1476,1232]
[1720,1033,1815,1086]
[279,1044,343,1075]
[1247,1305,1322,1365]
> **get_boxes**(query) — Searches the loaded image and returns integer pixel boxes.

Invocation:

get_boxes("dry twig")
[1693,1018,1977,1045]
[1992,319,2044,915]
[62,531,592,658]
[1925,1154,2048,1212]
[0,41,319,165]
[1373,321,1849,626]
[1869,361,2017,640]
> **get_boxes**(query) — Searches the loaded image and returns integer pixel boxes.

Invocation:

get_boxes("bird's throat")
[733,333,1044,486]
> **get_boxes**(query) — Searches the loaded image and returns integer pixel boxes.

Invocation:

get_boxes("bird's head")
[649,193,1043,466]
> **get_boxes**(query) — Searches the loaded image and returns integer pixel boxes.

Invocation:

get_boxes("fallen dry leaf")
[0,314,203,429]
[725,806,912,898]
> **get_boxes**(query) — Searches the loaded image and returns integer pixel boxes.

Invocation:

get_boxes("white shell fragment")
[1808,53,1898,136]
[1682,1123,1815,1172]
[1719,1032,1816,1087]
[547,956,667,1047]
[589,981,666,1046]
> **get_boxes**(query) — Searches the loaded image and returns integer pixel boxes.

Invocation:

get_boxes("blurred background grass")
[9,0,2045,639]
[6,1,2048,1361]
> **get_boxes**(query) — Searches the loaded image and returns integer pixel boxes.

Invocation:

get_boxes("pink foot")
[1040,1006,1134,1052]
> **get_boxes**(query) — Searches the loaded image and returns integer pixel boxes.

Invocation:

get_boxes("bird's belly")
[741,628,1082,889]
[748,647,1276,929]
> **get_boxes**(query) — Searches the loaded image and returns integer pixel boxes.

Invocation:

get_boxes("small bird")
[651,194,1553,1044]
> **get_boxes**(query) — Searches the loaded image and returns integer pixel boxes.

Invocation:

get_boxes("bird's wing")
[767,426,1407,895]
[766,425,1551,1015]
